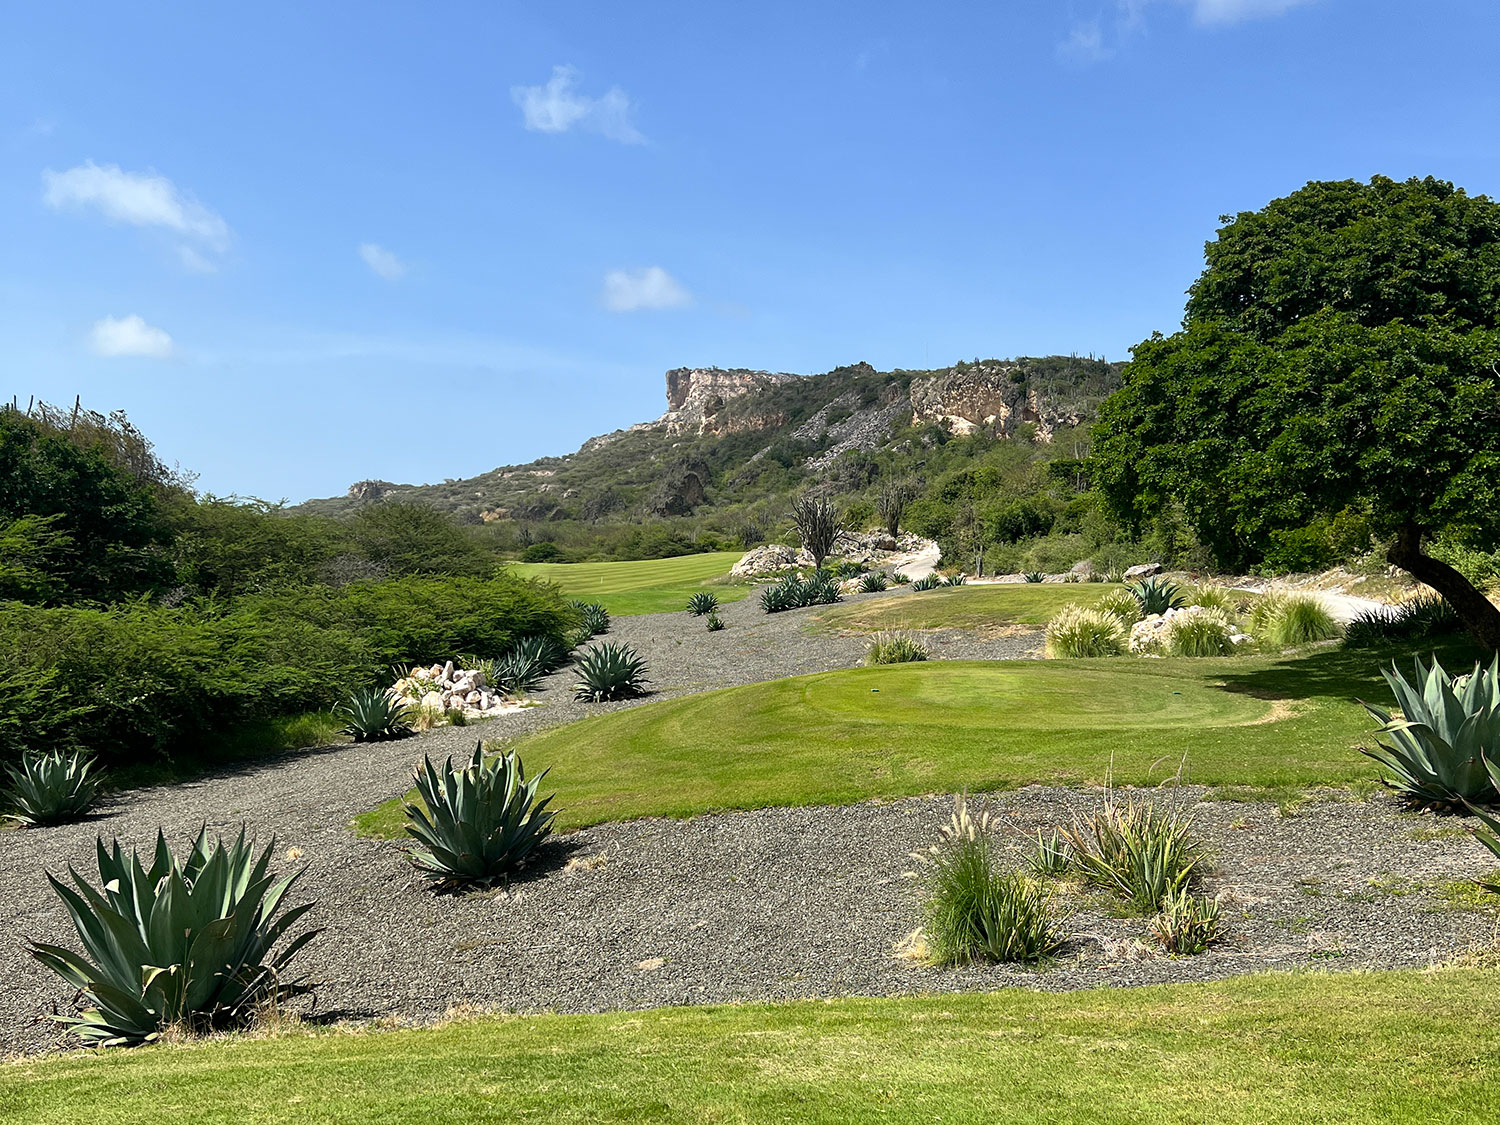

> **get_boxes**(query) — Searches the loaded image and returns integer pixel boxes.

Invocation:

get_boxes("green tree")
[1095,176,1500,647]
[345,500,495,578]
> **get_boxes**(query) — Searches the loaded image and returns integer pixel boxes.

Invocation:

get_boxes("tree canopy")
[1094,176,1500,646]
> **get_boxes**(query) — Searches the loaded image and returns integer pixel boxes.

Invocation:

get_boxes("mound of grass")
[812,583,1125,635]
[511,552,747,617]
[357,645,1458,835]
[5,971,1497,1124]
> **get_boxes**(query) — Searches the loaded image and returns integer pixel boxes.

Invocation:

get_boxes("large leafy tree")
[1094,176,1500,647]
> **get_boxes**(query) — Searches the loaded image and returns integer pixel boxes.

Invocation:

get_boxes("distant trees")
[791,492,847,569]
[1094,175,1500,647]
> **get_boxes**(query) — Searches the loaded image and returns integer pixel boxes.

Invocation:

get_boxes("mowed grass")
[5,970,1497,1124]
[509,551,747,616]
[812,582,1125,633]
[357,645,1420,836]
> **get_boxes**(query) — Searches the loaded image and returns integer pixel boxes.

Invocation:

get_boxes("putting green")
[811,583,1125,633]
[510,551,746,616]
[357,648,1398,836]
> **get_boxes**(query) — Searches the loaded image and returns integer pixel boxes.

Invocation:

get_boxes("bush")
[1045,605,1127,658]
[911,798,1066,965]
[3,748,99,826]
[333,688,411,743]
[1062,794,1206,913]
[686,592,719,616]
[1163,607,1238,657]
[1344,594,1461,648]
[404,743,556,886]
[1251,592,1341,646]
[1361,655,1500,806]
[573,642,650,701]
[1094,588,1143,627]
[1150,890,1223,955]
[28,827,319,1045]
[866,632,930,665]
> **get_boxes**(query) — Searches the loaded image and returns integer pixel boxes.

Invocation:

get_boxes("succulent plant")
[705,611,724,631]
[491,649,547,697]
[1126,576,1187,616]
[1345,595,1460,649]
[891,572,912,585]
[404,742,556,885]
[686,591,720,616]
[1150,889,1222,955]
[573,641,650,702]
[1361,655,1500,805]
[570,600,611,636]
[909,573,942,592]
[28,827,319,1045]
[4,747,100,826]
[508,633,571,674]
[859,572,889,593]
[945,573,967,586]
[760,572,842,613]
[1022,571,1046,584]
[334,687,412,743]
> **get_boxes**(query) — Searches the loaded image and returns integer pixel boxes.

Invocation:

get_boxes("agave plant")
[491,649,546,697]
[404,743,556,885]
[1022,571,1045,584]
[1360,655,1500,805]
[803,571,843,605]
[859,572,888,593]
[1344,595,1461,649]
[1127,576,1186,616]
[910,573,942,592]
[334,687,412,743]
[686,591,719,616]
[705,610,725,632]
[945,573,967,586]
[574,641,650,702]
[4,747,100,826]
[508,634,571,674]
[891,572,912,585]
[28,827,319,1045]
[570,600,611,636]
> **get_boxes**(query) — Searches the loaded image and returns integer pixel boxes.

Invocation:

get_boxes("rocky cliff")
[656,367,801,436]
[908,361,1095,441]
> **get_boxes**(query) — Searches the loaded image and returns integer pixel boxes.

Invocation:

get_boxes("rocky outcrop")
[347,479,393,502]
[656,367,801,436]
[909,362,1092,441]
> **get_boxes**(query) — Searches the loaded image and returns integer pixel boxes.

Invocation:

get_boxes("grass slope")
[358,646,1416,836]
[5,970,1496,1124]
[812,583,1125,633]
[510,551,747,616]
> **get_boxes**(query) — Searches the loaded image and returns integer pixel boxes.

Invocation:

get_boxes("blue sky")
[4,0,1497,502]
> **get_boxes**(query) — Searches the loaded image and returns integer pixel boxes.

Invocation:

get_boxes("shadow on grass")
[1219,638,1485,706]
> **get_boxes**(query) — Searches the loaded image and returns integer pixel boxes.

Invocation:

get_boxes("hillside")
[296,356,1123,529]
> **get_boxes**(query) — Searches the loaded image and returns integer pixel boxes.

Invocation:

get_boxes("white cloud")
[1057,19,1114,63]
[1060,0,1313,62]
[1182,0,1313,23]
[512,66,644,144]
[88,315,174,359]
[359,242,407,281]
[43,161,231,265]
[602,267,690,312]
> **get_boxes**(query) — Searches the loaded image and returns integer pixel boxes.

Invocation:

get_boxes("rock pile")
[391,660,517,720]
[729,533,928,578]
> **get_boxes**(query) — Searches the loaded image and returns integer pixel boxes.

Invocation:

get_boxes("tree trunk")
[1387,523,1500,650]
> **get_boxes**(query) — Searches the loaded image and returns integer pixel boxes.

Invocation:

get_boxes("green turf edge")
[509,552,750,617]
[4,969,1497,1125]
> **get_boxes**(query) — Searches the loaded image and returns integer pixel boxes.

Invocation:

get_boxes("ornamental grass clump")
[866,631,930,665]
[1163,607,1238,657]
[1360,654,1500,806]
[1344,595,1461,649]
[1095,588,1144,627]
[573,642,650,701]
[911,797,1066,966]
[334,687,412,743]
[29,827,320,1045]
[1062,793,1206,913]
[1150,889,1223,955]
[1044,604,1127,658]
[1251,592,1341,646]
[4,747,99,826]
[686,592,719,616]
[1028,828,1073,877]
[404,742,556,886]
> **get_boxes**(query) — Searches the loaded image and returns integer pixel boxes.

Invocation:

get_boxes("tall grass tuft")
[1251,593,1341,646]
[866,631,930,665]
[1045,605,1127,658]
[1163,608,1238,657]
[1095,588,1144,627]
[1062,792,1206,913]
[1150,889,1223,955]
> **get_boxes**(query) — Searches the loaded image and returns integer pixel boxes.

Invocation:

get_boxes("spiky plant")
[705,611,724,632]
[891,572,912,585]
[803,571,843,605]
[1252,592,1341,646]
[1127,576,1186,616]
[859,572,889,593]
[29,828,319,1045]
[404,743,556,886]
[760,575,803,613]
[1022,571,1045,584]
[945,573,967,586]
[1150,889,1223,955]
[508,634,571,673]
[1045,605,1127,658]
[573,642,650,702]
[1028,828,1073,877]
[492,648,547,697]
[334,687,412,743]
[866,631,930,665]
[909,573,942,592]
[1360,655,1500,806]
[570,600,611,636]
[1104,568,1126,584]
[1062,793,1206,913]
[4,748,99,826]
[686,592,719,616]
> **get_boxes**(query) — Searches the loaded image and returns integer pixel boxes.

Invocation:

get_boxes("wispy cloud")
[89,314,174,358]
[1059,0,1314,63]
[1185,0,1314,24]
[1057,19,1114,63]
[43,161,230,267]
[602,266,690,312]
[359,242,407,281]
[512,66,644,144]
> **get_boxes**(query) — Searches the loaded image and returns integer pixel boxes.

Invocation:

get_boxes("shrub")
[859,572,888,593]
[866,631,930,665]
[1252,592,1341,646]
[28,827,319,1045]
[1361,655,1500,805]
[705,611,724,631]
[333,688,411,743]
[1045,605,1127,658]
[571,601,611,636]
[404,743,556,886]
[686,592,719,616]
[1022,571,1045,583]
[4,748,99,826]
[1163,607,1238,657]
[1062,794,1206,913]
[1028,828,1072,877]
[574,642,650,701]
[1151,890,1223,955]
[1186,584,1241,615]
[909,574,943,592]
[911,798,1066,965]
[1344,594,1461,649]
[1127,577,1186,616]
[1095,588,1144,627]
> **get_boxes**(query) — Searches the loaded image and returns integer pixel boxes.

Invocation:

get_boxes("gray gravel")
[1,590,1491,1055]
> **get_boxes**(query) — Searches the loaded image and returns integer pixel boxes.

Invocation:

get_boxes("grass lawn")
[357,644,1444,836]
[510,551,747,616]
[4,970,1496,1124]
[812,582,1126,633]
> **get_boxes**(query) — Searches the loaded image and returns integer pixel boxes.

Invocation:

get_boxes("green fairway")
[509,551,747,616]
[357,645,1420,836]
[4,970,1495,1124]
[812,583,1126,633]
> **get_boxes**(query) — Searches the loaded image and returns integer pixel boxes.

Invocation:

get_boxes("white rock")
[420,690,444,711]
[1123,563,1163,579]
[465,690,481,704]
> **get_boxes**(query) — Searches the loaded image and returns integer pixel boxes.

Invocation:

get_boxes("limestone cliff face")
[908,362,1092,442]
[657,367,800,436]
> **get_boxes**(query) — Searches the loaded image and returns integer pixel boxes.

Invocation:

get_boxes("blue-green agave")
[5,747,99,826]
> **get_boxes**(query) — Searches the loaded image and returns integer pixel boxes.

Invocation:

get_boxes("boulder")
[731,544,799,577]
[1069,560,1095,576]
[1123,563,1163,579]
